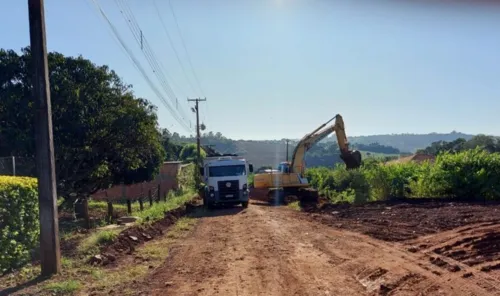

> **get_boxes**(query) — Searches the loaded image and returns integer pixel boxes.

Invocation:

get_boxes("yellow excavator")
[252,114,362,203]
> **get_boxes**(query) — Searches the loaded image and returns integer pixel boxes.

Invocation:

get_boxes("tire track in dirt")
[134,202,500,295]
[403,222,500,294]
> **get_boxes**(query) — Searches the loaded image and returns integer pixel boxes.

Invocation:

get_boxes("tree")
[416,136,500,155]
[0,47,165,198]
[178,143,206,163]
[353,142,400,154]
[464,135,499,153]
[160,128,184,161]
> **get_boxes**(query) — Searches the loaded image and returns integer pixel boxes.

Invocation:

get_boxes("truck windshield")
[209,165,246,177]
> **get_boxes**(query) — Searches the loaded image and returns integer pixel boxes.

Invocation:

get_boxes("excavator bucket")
[341,150,362,170]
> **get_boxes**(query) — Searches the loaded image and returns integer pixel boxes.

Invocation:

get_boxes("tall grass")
[77,229,121,255]
[135,190,196,223]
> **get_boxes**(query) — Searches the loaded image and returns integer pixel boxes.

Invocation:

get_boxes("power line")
[153,0,198,97]
[168,0,206,97]
[114,0,179,106]
[113,0,193,130]
[89,0,192,133]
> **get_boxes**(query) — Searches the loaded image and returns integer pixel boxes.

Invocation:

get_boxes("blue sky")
[2,0,500,140]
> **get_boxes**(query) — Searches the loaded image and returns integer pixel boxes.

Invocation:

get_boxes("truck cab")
[200,156,253,209]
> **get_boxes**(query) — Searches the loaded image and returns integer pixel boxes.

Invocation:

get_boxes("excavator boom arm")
[290,114,361,175]
[290,116,337,175]
[332,115,349,154]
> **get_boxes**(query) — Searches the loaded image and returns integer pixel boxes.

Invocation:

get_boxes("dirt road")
[136,201,500,295]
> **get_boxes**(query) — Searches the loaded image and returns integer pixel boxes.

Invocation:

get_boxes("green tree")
[417,136,499,155]
[179,143,206,163]
[160,128,184,161]
[463,134,499,152]
[0,47,165,198]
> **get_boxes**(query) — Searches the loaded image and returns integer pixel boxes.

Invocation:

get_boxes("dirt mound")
[303,199,500,242]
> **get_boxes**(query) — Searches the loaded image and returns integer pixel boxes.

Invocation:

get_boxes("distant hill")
[322,131,475,153]
[170,131,476,169]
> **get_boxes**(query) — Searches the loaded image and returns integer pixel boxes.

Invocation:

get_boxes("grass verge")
[0,217,197,296]
[44,280,81,295]
[0,189,198,296]
[135,190,196,223]
[76,229,121,256]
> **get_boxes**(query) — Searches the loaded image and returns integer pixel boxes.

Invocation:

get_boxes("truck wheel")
[242,201,249,208]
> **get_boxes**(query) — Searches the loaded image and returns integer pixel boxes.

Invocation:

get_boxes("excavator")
[252,114,362,204]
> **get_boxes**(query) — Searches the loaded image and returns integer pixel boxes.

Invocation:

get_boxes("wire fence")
[90,162,182,202]
[0,156,36,177]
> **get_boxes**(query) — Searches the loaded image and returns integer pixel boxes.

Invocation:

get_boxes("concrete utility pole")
[28,0,61,276]
[188,97,206,188]
[285,139,290,162]
[11,156,16,176]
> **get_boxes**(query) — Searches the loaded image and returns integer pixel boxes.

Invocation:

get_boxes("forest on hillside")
[165,130,499,169]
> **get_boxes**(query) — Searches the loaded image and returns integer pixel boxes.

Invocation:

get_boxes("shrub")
[407,161,445,198]
[177,163,196,190]
[364,162,421,200]
[306,149,500,203]
[0,176,39,273]
[247,173,255,187]
[429,148,500,200]
[307,166,370,204]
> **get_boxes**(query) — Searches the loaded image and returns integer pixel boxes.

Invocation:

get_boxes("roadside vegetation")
[306,146,500,204]
[0,47,203,295]
[0,175,197,295]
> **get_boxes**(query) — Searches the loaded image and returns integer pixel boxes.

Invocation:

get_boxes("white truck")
[199,155,253,209]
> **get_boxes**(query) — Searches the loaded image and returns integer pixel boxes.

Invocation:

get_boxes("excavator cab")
[277,162,291,173]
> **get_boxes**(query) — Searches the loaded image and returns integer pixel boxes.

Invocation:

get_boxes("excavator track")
[267,187,319,206]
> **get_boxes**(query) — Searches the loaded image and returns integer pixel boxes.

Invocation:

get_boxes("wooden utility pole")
[28,0,61,276]
[187,97,206,188]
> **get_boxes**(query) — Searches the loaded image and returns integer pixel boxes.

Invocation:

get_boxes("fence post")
[107,201,113,224]
[11,156,16,176]
[121,182,126,201]
[164,191,167,202]
[139,197,144,211]
[148,189,153,206]
[127,199,132,215]
[156,184,160,203]
[82,198,90,229]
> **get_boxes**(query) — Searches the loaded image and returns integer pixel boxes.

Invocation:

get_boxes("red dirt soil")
[89,200,199,267]
[123,199,500,296]
[302,199,500,242]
